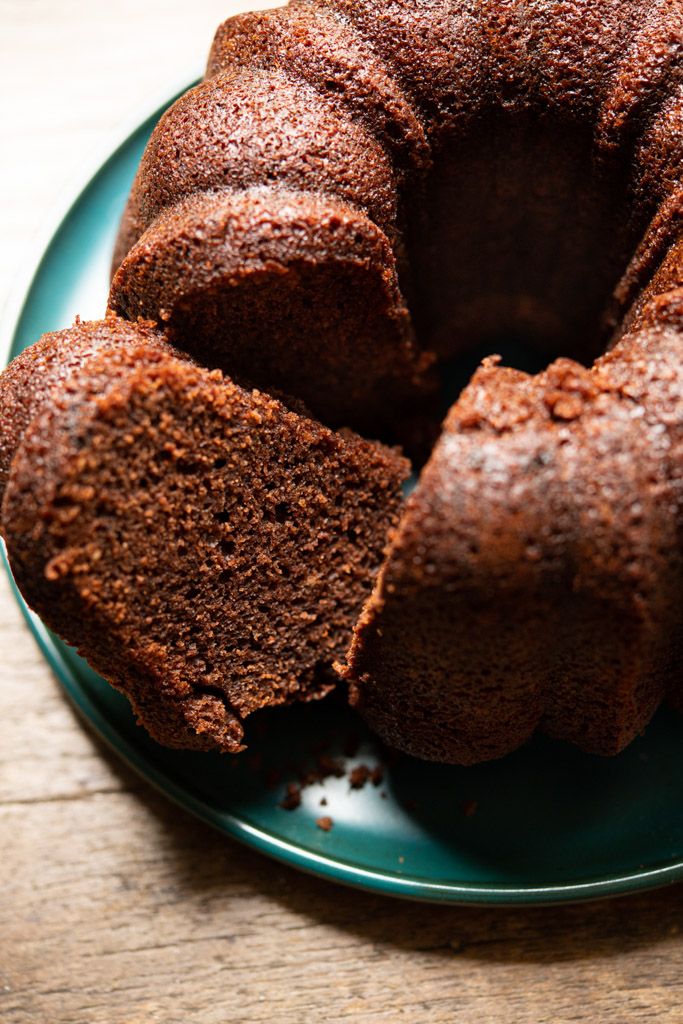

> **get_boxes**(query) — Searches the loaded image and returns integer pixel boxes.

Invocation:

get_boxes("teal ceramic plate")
[4,89,683,906]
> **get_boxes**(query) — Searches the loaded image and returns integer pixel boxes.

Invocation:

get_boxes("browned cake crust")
[205,5,429,173]
[343,318,683,763]
[0,315,170,502]
[2,324,408,752]
[110,188,431,436]
[108,54,434,437]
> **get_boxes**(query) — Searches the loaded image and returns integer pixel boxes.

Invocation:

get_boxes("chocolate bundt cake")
[3,1,683,763]
[1,319,408,752]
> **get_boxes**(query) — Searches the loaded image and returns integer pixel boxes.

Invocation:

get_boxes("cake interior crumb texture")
[2,340,407,752]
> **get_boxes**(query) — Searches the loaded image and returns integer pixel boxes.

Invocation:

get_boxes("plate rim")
[4,83,683,907]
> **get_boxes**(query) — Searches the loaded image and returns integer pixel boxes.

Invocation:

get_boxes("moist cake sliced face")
[2,324,408,752]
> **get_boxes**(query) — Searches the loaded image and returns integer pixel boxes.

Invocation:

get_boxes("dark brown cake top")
[0,314,171,505]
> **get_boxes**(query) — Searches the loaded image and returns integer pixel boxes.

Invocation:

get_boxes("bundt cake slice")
[342,322,683,764]
[110,187,429,437]
[2,320,408,752]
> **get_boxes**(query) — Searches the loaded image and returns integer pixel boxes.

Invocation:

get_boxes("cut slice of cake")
[1,320,409,752]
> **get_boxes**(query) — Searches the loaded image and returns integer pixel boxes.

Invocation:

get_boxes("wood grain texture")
[1,3,682,1022]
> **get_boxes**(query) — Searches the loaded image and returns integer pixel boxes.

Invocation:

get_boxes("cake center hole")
[407,114,647,391]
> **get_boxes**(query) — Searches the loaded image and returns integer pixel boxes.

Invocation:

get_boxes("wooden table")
[1,3,682,1021]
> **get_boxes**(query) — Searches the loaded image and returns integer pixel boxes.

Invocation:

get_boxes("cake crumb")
[348,762,385,789]
[316,816,334,832]
[279,782,302,811]
[320,796,327,807]
[349,764,371,789]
